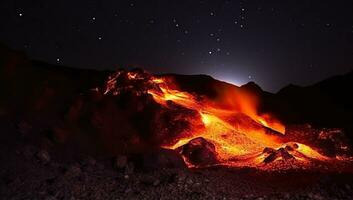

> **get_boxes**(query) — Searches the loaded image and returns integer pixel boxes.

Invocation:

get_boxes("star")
[19,13,23,17]
[56,58,60,62]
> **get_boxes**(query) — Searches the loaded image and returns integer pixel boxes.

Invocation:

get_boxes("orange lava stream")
[148,77,330,167]
[102,71,335,168]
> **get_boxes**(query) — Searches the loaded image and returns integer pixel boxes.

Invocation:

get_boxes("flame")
[103,70,350,169]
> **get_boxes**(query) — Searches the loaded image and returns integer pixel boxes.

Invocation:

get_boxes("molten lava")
[103,70,352,169]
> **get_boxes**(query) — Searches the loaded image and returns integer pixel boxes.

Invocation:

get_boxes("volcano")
[1,45,353,199]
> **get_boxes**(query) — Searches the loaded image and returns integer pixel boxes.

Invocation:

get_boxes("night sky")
[1,0,353,92]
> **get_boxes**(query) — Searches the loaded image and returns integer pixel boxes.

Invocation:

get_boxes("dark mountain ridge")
[1,43,352,144]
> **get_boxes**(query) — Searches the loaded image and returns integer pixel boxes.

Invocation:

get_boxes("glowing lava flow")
[146,76,331,167]
[103,70,348,169]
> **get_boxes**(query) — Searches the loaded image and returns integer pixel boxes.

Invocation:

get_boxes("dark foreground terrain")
[1,118,353,200]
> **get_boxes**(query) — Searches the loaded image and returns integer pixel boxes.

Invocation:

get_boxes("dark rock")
[45,177,57,185]
[124,162,134,175]
[36,150,50,164]
[186,177,194,185]
[263,148,294,163]
[124,188,132,194]
[16,120,32,136]
[141,148,186,170]
[278,148,294,160]
[81,156,96,166]
[345,184,351,190]
[240,81,263,94]
[97,163,105,170]
[22,145,36,159]
[65,165,81,178]
[43,196,57,200]
[113,155,128,170]
[264,152,278,163]
[284,145,294,151]
[263,147,276,154]
[176,171,187,183]
[177,137,219,166]
[141,175,160,186]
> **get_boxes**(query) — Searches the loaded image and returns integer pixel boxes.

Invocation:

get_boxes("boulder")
[177,137,218,166]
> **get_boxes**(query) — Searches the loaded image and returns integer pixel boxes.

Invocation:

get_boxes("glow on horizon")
[212,74,247,87]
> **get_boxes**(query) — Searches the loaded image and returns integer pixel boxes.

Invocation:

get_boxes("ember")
[103,70,352,170]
